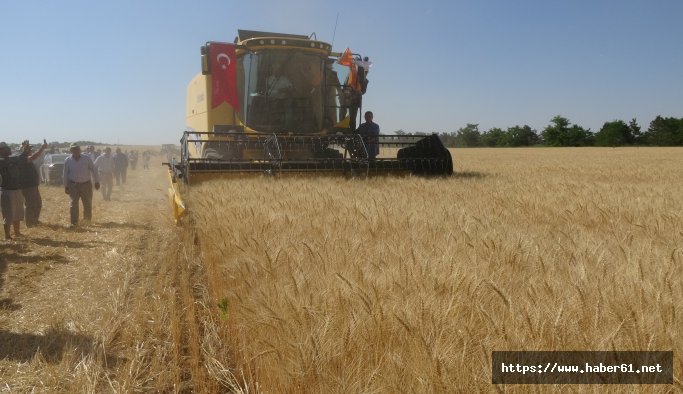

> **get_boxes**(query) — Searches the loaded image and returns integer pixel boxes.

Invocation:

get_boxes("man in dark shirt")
[19,141,47,227]
[356,111,380,159]
[0,140,46,239]
[113,148,129,186]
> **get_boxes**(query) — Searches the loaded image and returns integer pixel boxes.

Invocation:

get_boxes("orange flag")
[337,47,354,66]
[337,48,360,92]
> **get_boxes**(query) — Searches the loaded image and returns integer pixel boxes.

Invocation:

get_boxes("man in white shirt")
[94,147,114,201]
[63,143,100,227]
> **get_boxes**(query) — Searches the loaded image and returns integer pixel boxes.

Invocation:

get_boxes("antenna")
[331,12,339,47]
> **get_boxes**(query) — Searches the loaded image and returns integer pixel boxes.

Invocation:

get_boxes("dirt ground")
[0,155,200,391]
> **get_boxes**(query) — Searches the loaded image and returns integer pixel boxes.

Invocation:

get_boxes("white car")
[40,153,69,184]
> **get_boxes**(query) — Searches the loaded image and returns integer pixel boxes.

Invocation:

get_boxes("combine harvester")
[166,29,453,221]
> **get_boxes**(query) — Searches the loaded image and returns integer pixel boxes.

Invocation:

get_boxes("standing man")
[63,143,100,227]
[356,111,380,159]
[19,140,48,227]
[113,148,129,186]
[130,150,138,170]
[142,151,151,170]
[94,147,114,201]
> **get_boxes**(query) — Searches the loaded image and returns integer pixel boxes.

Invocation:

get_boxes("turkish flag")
[210,43,240,112]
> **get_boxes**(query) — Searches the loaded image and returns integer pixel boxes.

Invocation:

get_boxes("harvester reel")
[175,131,451,178]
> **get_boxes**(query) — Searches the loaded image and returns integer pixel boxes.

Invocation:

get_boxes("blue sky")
[1,0,681,145]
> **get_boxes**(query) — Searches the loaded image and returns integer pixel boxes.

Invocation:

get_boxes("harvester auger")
[165,29,453,222]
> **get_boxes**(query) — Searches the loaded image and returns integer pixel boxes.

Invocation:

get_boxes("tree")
[643,116,683,146]
[594,120,633,146]
[628,118,643,145]
[481,127,506,147]
[454,124,481,147]
[506,125,539,146]
[542,115,593,146]
[567,125,594,146]
[542,116,570,146]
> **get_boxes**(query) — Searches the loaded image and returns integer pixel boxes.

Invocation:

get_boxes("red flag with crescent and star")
[210,43,240,111]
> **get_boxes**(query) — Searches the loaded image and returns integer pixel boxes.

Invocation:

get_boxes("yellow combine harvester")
[166,29,453,221]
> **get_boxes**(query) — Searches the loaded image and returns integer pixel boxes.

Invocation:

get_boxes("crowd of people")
[0,141,156,239]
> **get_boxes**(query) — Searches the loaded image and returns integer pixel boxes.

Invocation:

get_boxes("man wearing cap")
[63,143,100,227]
[1,140,46,239]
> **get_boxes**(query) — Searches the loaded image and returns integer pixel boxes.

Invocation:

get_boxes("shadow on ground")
[0,298,21,311]
[1,242,29,253]
[0,252,8,292]
[90,221,152,231]
[1,252,69,265]
[30,237,95,250]
[0,247,69,293]
[0,328,94,363]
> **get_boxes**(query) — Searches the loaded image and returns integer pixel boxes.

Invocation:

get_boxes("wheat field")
[187,147,682,392]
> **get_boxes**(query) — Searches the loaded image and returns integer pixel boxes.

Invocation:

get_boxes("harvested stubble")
[189,147,683,392]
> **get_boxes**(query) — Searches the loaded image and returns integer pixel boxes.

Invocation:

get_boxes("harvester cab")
[166,29,453,221]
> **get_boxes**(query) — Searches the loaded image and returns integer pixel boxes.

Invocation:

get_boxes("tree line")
[396,115,683,147]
